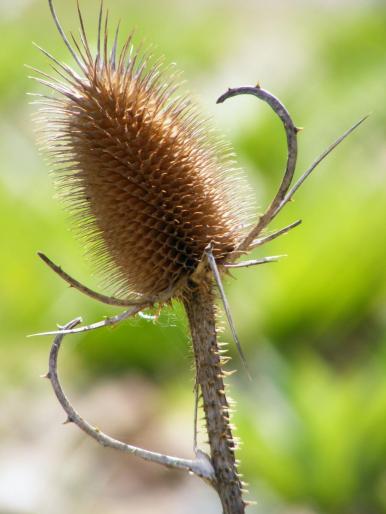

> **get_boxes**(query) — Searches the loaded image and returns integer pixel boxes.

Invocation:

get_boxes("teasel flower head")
[31,6,368,513]
[32,1,254,303]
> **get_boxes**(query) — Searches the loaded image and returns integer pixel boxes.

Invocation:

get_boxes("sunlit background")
[1,0,385,513]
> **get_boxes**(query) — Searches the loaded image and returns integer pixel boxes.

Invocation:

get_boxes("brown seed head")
[34,2,253,301]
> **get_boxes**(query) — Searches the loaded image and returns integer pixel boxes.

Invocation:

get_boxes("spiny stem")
[184,284,245,514]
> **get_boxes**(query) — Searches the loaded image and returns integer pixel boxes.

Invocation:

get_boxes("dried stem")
[30,305,143,337]
[217,86,367,258]
[224,255,286,269]
[46,317,215,483]
[271,114,369,219]
[38,252,146,307]
[217,86,299,256]
[205,245,250,377]
[193,379,200,452]
[183,284,245,514]
[249,219,302,249]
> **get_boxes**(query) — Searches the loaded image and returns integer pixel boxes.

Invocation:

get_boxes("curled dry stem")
[217,86,299,256]
[46,317,216,484]
[217,86,368,260]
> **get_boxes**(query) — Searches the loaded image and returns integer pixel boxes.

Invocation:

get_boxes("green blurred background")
[0,0,385,513]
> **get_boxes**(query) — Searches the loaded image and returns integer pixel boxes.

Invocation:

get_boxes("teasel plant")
[29,1,367,512]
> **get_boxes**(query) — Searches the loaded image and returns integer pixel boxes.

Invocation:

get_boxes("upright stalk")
[183,281,245,514]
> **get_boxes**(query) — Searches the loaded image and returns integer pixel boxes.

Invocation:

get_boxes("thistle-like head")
[33,1,253,303]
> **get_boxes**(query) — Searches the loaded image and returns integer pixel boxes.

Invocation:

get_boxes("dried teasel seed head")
[33,1,254,302]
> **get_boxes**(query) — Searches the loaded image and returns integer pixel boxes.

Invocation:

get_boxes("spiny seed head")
[34,1,253,302]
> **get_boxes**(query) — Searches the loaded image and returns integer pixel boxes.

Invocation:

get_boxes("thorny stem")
[184,283,245,514]
[47,318,215,483]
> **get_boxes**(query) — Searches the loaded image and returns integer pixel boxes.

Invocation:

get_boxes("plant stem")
[183,282,245,514]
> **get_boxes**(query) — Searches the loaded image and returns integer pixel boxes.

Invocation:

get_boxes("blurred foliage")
[0,1,385,513]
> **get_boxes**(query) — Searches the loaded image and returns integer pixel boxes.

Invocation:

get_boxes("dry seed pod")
[34,2,253,302]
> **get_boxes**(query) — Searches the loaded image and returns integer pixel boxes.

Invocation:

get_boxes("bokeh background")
[1,0,385,513]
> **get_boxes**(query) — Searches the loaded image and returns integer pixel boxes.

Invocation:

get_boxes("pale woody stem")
[184,284,245,514]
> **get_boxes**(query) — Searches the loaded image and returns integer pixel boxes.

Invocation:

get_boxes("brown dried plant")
[30,1,367,513]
